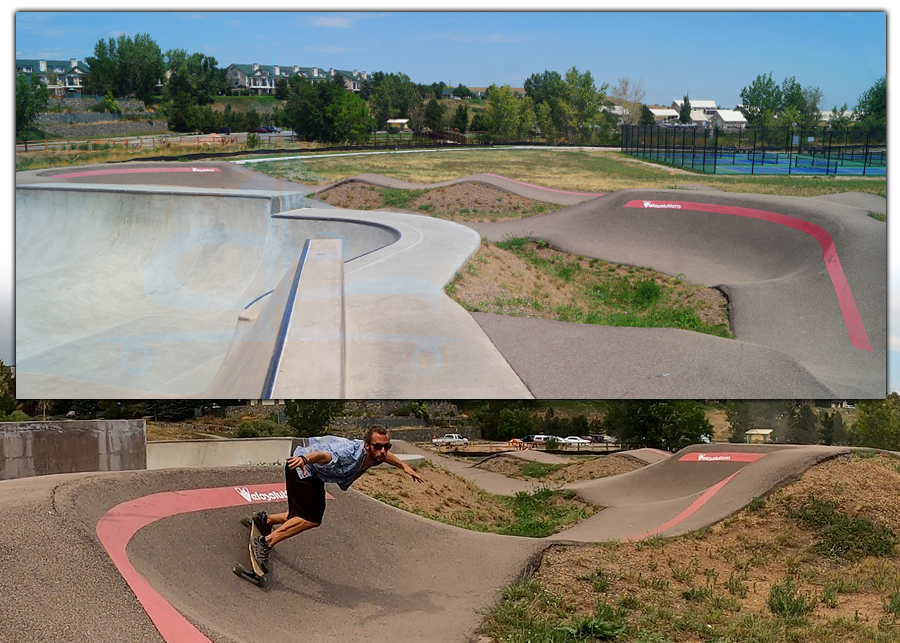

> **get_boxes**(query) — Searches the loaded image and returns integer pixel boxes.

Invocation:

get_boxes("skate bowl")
[15,180,531,399]
[0,441,875,643]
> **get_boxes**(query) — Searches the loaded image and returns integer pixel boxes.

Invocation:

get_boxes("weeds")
[767,577,818,617]
[787,495,897,560]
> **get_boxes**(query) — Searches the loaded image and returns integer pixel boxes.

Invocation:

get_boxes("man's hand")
[404,466,425,483]
[287,455,308,473]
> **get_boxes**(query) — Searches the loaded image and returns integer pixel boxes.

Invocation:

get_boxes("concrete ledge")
[206,238,345,398]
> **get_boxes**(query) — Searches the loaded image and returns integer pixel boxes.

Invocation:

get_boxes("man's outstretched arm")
[383,452,425,483]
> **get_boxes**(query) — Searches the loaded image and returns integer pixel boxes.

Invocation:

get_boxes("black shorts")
[284,464,326,524]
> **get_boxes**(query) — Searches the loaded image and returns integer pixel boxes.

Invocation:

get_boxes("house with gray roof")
[225,63,368,95]
[15,58,90,96]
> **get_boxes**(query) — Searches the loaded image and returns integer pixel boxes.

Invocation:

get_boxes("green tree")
[83,37,118,97]
[798,85,823,132]
[785,403,818,444]
[451,103,469,133]
[116,33,165,103]
[739,72,783,129]
[560,66,607,144]
[640,104,656,126]
[85,34,163,102]
[367,72,423,129]
[725,400,754,443]
[523,70,565,107]
[817,410,847,446]
[852,397,900,450]
[827,103,852,131]
[165,49,225,106]
[470,111,490,132]
[853,76,886,130]
[15,71,49,137]
[284,401,346,437]
[275,78,288,100]
[486,84,520,141]
[424,97,446,130]
[679,95,693,123]
[603,401,712,451]
[332,91,375,143]
[451,83,472,99]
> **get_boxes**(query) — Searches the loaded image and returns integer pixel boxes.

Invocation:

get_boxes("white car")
[561,436,592,445]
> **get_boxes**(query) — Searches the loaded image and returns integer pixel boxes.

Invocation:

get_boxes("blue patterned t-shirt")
[292,436,368,490]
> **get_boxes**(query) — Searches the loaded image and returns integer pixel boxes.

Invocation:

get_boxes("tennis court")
[622,125,886,176]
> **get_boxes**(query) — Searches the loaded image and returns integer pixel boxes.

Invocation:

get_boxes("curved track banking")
[0,442,870,643]
[15,161,885,398]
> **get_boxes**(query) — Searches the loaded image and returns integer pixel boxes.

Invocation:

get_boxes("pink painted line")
[50,167,221,179]
[96,483,332,643]
[624,199,873,351]
[482,173,603,197]
[630,470,741,540]
[679,452,767,463]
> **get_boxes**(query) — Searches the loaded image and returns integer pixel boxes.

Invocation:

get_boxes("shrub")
[235,419,288,438]
[246,133,261,149]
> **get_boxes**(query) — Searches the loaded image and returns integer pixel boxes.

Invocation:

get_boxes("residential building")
[709,109,748,129]
[15,58,89,96]
[671,99,718,116]
[224,64,368,95]
[648,108,679,124]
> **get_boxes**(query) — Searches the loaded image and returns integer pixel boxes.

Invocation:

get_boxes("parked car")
[561,436,592,445]
[263,125,281,133]
[532,434,552,443]
[590,434,617,443]
[520,435,536,443]
[432,433,469,447]
[215,127,232,135]
[249,126,267,133]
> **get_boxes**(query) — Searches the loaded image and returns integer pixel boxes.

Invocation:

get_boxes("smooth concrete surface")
[1,441,876,643]
[0,419,146,480]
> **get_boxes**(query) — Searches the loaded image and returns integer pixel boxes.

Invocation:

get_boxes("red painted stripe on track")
[630,470,741,541]
[50,167,221,179]
[482,173,603,197]
[624,199,873,351]
[96,483,332,643]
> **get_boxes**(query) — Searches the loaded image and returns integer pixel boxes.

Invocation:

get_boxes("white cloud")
[301,12,390,29]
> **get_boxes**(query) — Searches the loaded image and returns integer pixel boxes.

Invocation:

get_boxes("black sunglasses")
[370,442,392,451]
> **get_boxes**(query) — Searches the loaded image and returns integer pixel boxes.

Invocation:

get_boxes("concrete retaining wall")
[0,420,146,480]
[147,438,293,470]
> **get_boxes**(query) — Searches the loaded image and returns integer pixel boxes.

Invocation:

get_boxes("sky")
[6,5,894,393]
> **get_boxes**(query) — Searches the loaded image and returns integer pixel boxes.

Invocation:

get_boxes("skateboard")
[233,516,267,586]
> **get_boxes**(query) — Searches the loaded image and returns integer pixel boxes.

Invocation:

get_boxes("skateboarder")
[248,426,424,574]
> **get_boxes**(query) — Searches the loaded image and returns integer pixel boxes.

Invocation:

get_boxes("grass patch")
[520,461,566,478]
[499,487,595,538]
[455,239,732,339]
[787,495,898,560]
[767,576,818,617]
